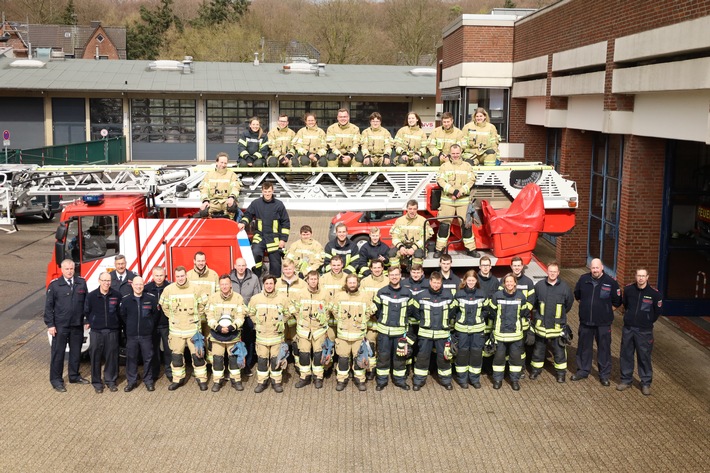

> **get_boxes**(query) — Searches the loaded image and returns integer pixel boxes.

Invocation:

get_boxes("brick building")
[439,2,710,315]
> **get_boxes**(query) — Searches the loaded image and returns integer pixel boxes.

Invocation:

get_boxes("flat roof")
[0,58,435,97]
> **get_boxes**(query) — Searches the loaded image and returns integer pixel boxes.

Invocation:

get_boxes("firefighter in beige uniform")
[331,274,377,391]
[321,254,347,340]
[359,260,389,379]
[360,112,393,166]
[389,199,434,269]
[393,112,428,167]
[187,251,220,359]
[248,275,295,393]
[326,109,361,167]
[206,274,247,392]
[285,225,325,278]
[293,113,328,167]
[197,151,241,218]
[427,112,464,166]
[160,266,209,391]
[267,114,296,167]
[462,107,500,166]
[434,144,479,258]
[275,259,307,353]
[294,271,331,389]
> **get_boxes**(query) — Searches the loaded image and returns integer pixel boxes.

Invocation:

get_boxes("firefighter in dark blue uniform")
[145,266,172,382]
[119,276,159,392]
[84,272,122,393]
[110,254,136,297]
[45,259,89,392]
[573,258,622,386]
[453,270,490,389]
[477,256,499,375]
[324,222,360,275]
[373,267,411,391]
[408,271,456,391]
[239,181,290,277]
[616,268,662,396]
[357,227,390,277]
[530,262,574,383]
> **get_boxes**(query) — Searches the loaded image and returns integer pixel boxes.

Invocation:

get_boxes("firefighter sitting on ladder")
[196,151,241,219]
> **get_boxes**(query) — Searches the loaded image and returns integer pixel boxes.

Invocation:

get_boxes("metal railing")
[4,137,126,166]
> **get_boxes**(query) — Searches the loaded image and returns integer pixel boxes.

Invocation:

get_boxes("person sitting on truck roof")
[462,107,500,166]
[427,112,464,166]
[434,144,479,259]
[239,181,291,278]
[196,152,241,219]
[286,225,325,278]
[293,113,327,167]
[237,117,270,167]
[360,112,393,167]
[326,109,362,167]
[388,199,433,271]
[267,114,296,167]
[393,112,428,167]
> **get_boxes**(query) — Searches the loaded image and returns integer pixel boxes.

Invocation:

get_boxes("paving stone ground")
[1,214,708,472]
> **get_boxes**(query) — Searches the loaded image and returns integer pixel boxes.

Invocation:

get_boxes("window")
[90,98,122,141]
[206,99,269,159]
[279,101,340,130]
[96,34,105,43]
[465,88,510,142]
[663,141,710,301]
[350,102,409,136]
[131,99,196,160]
[65,215,119,264]
[588,134,623,274]
[543,129,563,246]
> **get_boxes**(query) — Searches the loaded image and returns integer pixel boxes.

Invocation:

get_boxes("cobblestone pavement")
[0,214,708,472]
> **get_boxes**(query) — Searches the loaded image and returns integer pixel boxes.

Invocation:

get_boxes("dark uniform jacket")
[453,286,489,333]
[477,272,499,299]
[44,276,88,328]
[622,284,662,329]
[120,292,159,337]
[402,276,428,297]
[440,272,461,298]
[488,289,530,342]
[533,278,574,337]
[574,272,622,326]
[241,197,290,245]
[84,287,122,331]
[374,284,411,335]
[409,286,456,339]
[144,280,171,329]
[357,240,391,275]
[111,269,137,297]
[324,237,359,275]
[237,128,269,160]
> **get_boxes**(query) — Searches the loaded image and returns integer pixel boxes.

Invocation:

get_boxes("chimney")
[90,21,101,29]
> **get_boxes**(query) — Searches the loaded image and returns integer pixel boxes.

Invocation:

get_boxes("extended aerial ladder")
[3,162,578,214]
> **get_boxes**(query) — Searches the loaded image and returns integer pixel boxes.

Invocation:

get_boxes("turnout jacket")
[391,213,433,250]
[267,126,296,158]
[574,272,622,326]
[394,125,428,156]
[237,128,269,160]
[324,237,359,274]
[199,167,240,204]
[622,284,662,329]
[119,292,159,337]
[358,240,390,275]
[45,276,88,328]
[532,278,574,338]
[441,272,461,298]
[409,286,456,340]
[360,126,393,157]
[286,238,325,276]
[453,286,489,333]
[187,266,219,295]
[159,280,208,338]
[294,285,331,340]
[374,284,411,336]
[330,290,376,341]
[248,290,294,346]
[326,122,360,156]
[84,287,122,331]
[293,125,327,156]
[206,290,246,343]
[241,196,290,246]
[462,120,500,163]
[276,276,307,329]
[488,289,531,343]
[427,126,464,157]
[436,159,476,207]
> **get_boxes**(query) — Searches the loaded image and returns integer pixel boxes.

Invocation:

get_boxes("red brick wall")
[442,25,514,68]
[509,97,546,162]
[616,135,665,285]
[555,128,594,268]
[514,0,710,62]
[81,27,120,60]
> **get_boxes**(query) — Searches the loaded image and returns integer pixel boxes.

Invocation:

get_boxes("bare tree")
[385,0,448,66]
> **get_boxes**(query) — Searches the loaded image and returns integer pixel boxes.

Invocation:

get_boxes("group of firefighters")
[235,108,500,168]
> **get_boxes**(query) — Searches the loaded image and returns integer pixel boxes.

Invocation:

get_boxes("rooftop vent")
[409,67,436,77]
[9,59,46,68]
[282,60,326,76]
[147,56,193,74]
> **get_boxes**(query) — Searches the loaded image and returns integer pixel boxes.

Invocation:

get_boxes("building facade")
[440,1,710,314]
